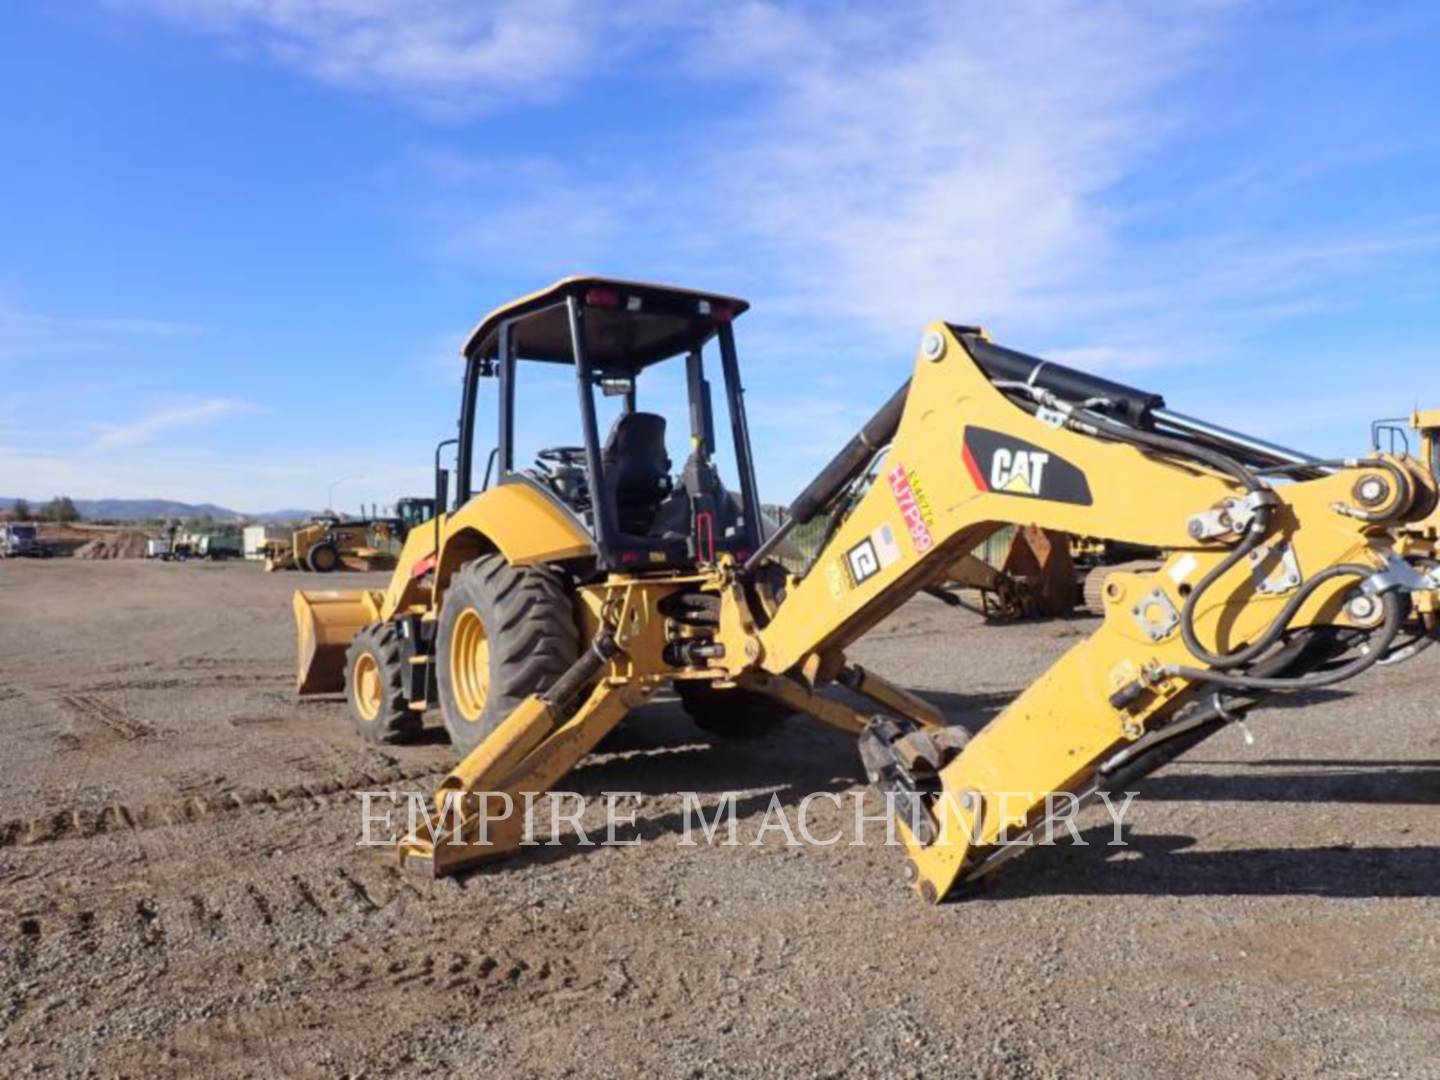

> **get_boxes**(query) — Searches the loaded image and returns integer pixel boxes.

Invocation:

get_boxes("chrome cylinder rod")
[1152,408,1323,470]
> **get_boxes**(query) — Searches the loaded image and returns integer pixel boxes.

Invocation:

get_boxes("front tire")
[308,542,339,573]
[435,555,579,756]
[345,622,420,744]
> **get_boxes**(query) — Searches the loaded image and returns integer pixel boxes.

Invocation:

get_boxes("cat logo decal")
[962,427,1093,506]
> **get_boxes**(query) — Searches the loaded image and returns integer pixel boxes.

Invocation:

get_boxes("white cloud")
[90,398,247,449]
[410,4,1220,334]
[413,3,1440,377]
[0,302,199,363]
[703,3,1207,331]
[115,0,633,114]
[86,1,1440,502]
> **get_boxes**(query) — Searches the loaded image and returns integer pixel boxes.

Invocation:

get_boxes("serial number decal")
[887,463,934,553]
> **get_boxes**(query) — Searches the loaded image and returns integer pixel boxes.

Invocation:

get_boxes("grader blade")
[292,589,381,695]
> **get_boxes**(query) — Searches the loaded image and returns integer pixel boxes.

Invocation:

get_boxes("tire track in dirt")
[3,860,593,1012]
[58,692,154,741]
[0,762,441,849]
[85,674,286,693]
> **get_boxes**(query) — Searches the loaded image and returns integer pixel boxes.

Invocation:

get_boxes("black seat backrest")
[602,412,672,534]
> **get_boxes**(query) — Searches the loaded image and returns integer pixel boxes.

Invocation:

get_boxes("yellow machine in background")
[1374,409,1440,558]
[263,516,391,572]
[265,498,434,573]
[294,278,1440,903]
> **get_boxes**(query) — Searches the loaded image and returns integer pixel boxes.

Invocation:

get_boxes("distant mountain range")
[0,497,318,522]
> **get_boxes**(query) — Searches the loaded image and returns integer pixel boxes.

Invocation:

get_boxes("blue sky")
[1,2,1438,513]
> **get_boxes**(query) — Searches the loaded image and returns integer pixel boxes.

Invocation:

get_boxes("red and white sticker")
[887,463,934,553]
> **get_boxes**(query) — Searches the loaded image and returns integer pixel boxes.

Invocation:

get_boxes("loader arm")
[737,323,1439,900]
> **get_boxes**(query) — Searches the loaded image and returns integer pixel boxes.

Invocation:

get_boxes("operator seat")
[602,412,672,535]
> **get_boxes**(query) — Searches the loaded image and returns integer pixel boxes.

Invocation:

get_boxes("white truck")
[0,523,49,558]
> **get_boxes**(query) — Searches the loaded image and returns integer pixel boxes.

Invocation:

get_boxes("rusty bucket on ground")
[945,527,1076,620]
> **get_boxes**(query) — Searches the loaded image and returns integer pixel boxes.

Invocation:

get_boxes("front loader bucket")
[292,588,382,695]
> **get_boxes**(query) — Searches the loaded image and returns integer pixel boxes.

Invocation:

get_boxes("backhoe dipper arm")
[747,322,1438,903]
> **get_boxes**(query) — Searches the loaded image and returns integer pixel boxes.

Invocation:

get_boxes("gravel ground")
[1,559,1437,1077]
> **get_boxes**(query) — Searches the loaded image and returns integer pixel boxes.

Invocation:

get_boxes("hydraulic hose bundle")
[970,334,1420,697]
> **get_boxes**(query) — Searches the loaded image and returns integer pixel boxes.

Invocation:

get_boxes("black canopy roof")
[462,277,750,372]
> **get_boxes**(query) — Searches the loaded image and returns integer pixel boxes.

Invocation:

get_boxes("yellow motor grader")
[264,498,434,573]
[294,277,1440,903]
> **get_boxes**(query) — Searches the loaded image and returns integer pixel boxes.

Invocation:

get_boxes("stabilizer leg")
[398,633,648,877]
[835,663,946,728]
[736,670,872,734]
[398,679,647,876]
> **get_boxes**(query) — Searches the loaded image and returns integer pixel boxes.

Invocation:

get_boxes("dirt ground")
[1,560,1437,1078]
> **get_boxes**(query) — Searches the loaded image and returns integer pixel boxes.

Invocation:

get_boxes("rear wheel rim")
[353,653,381,721]
[450,608,490,723]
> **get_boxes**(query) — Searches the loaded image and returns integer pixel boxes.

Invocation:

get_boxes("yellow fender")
[375,483,594,622]
[292,482,594,696]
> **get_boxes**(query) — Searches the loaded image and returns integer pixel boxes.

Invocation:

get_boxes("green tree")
[43,496,81,523]
[11,498,31,522]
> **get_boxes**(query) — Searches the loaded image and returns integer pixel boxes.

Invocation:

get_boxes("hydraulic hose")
[1038,392,1400,678]
[1101,622,1359,785]
[1163,588,1405,692]
[988,363,1416,690]
[1256,456,1414,522]
[1180,562,1371,672]
[1064,400,1265,493]
[1057,400,1306,673]
[1378,614,1439,667]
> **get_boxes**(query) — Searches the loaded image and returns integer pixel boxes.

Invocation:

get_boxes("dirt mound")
[73,530,150,559]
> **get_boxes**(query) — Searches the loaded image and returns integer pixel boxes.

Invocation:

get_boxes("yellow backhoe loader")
[294,277,1440,903]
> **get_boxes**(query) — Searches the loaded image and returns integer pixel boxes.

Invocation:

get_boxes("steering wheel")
[536,446,588,469]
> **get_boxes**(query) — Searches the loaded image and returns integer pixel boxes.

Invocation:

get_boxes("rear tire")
[309,542,339,573]
[435,555,579,757]
[345,622,420,744]
[676,682,791,740]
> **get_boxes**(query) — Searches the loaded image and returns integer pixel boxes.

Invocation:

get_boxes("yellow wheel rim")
[353,652,382,722]
[450,608,490,723]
